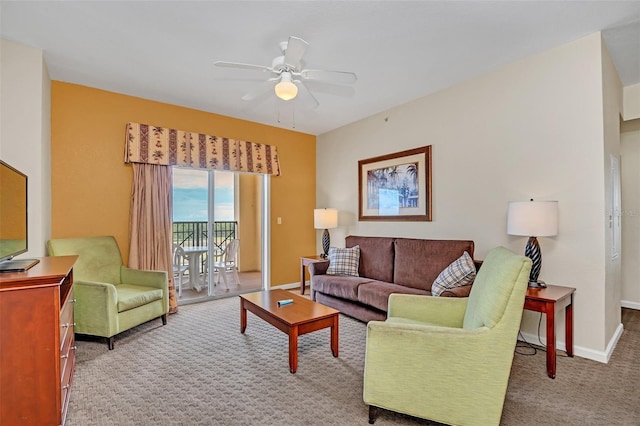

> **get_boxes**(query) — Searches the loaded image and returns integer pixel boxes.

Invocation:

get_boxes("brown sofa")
[309,235,476,322]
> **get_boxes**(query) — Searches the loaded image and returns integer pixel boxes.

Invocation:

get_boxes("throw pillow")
[326,246,360,277]
[431,251,476,296]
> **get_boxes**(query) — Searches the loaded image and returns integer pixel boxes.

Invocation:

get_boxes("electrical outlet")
[277,217,282,225]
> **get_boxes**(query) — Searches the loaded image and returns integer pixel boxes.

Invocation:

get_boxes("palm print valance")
[124,122,281,176]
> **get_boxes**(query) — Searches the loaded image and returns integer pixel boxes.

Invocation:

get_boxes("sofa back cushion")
[393,238,475,291]
[346,236,395,282]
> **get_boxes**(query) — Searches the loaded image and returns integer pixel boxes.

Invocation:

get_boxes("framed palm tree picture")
[358,146,432,221]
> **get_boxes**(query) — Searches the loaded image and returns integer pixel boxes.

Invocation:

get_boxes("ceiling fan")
[214,36,357,108]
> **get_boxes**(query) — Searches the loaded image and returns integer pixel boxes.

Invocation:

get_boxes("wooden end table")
[300,255,326,295]
[524,284,575,379]
[239,289,339,373]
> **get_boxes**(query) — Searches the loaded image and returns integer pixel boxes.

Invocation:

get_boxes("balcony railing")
[173,221,237,252]
[173,221,237,278]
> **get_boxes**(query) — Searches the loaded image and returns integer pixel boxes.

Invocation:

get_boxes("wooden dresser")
[0,255,78,425]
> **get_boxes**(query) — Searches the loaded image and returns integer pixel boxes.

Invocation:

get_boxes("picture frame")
[358,146,432,221]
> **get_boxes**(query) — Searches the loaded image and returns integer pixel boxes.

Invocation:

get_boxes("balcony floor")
[176,271,262,305]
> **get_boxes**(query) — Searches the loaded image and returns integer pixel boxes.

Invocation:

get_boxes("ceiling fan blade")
[241,81,275,102]
[214,61,273,73]
[283,36,309,69]
[303,80,356,97]
[299,69,357,84]
[295,81,319,109]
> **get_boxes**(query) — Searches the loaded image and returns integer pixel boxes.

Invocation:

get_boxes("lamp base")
[321,229,331,258]
[528,280,547,288]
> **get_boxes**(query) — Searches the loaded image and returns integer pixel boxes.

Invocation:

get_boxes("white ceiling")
[1,1,639,135]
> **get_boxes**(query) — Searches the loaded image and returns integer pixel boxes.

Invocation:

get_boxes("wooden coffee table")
[239,289,339,373]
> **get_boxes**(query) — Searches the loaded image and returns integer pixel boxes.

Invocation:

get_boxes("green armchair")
[363,246,531,426]
[47,236,169,350]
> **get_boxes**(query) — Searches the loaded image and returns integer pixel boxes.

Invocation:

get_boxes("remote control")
[277,299,294,307]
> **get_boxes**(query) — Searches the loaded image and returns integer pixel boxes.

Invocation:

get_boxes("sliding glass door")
[172,167,263,304]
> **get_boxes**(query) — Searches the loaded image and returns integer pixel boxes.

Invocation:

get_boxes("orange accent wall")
[51,82,316,286]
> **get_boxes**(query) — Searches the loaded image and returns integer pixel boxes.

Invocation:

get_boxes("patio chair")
[213,239,240,289]
[172,244,189,298]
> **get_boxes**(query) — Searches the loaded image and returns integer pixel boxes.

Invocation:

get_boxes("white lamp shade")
[314,208,338,229]
[274,72,298,101]
[507,201,558,237]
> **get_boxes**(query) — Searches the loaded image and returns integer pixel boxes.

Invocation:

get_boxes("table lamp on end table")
[507,200,558,288]
[314,208,338,258]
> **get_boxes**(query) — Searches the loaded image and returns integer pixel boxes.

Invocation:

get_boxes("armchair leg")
[161,314,167,326]
[107,336,115,350]
[368,406,377,424]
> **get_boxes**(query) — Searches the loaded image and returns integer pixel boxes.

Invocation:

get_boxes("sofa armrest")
[387,293,468,327]
[73,280,119,337]
[308,260,329,276]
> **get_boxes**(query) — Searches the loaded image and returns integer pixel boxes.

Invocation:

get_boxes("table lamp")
[314,208,338,258]
[507,200,558,288]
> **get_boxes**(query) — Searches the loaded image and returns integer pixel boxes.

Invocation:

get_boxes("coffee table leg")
[240,299,247,334]
[289,326,299,374]
[331,315,339,357]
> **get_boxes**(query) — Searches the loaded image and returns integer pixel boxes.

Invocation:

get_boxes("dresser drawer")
[60,331,75,383]
[59,290,75,350]
[60,332,75,424]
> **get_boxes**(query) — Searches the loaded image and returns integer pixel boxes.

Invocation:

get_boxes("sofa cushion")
[346,236,395,282]
[393,238,475,291]
[327,246,360,276]
[117,284,163,313]
[431,251,476,296]
[313,275,374,302]
[357,281,430,312]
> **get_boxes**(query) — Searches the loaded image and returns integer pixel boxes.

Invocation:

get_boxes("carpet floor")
[66,297,640,425]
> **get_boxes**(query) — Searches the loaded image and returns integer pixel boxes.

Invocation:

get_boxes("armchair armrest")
[120,266,169,312]
[73,280,119,338]
[364,321,509,425]
[387,294,468,327]
[121,266,168,289]
[308,260,329,276]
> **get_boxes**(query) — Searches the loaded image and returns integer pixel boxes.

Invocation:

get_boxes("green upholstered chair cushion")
[47,236,123,285]
[463,246,531,329]
[117,284,163,313]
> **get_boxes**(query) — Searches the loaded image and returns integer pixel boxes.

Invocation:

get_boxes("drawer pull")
[61,322,76,328]
[61,354,69,359]
[62,384,70,390]
[71,298,77,303]
[71,346,77,351]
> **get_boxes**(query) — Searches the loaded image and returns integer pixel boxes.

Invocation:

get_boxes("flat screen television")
[0,160,39,272]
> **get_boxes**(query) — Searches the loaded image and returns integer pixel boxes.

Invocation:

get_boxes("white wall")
[0,39,51,257]
[623,83,640,120]
[621,119,640,309]
[317,33,619,361]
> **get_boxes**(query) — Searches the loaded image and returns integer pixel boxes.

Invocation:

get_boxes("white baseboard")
[621,300,640,310]
[272,282,304,290]
[519,321,624,364]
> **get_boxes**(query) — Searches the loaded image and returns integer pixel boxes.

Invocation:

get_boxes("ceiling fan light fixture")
[275,72,298,100]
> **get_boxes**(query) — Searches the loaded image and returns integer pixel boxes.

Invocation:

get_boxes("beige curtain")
[129,163,178,313]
